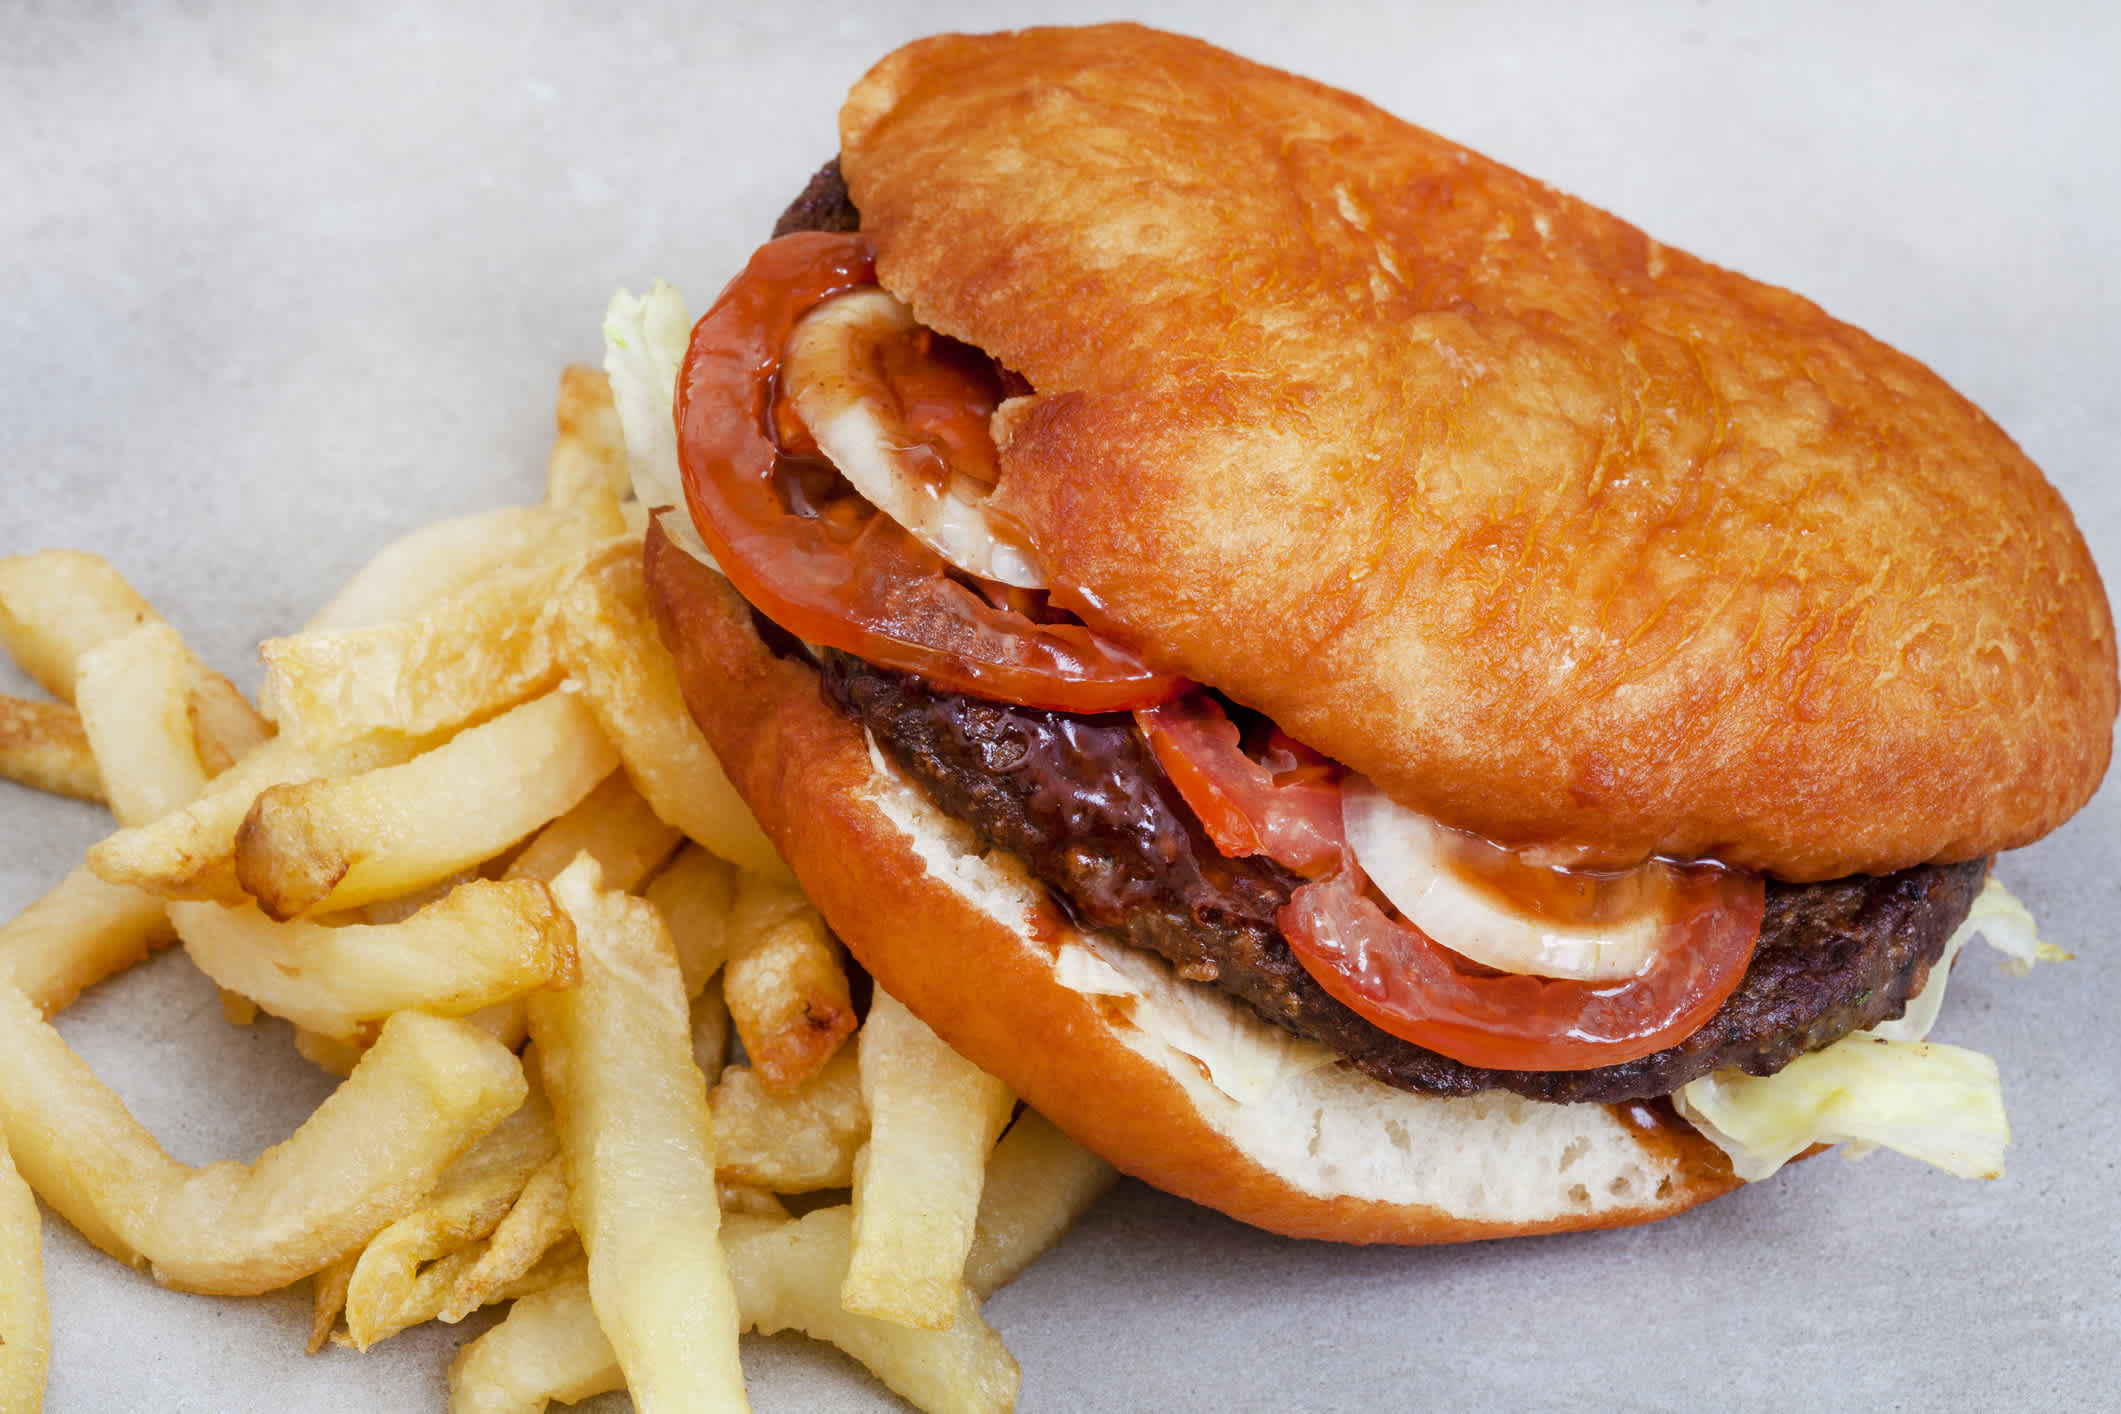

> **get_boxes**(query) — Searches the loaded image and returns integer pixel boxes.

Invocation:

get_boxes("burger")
[613,24,2115,1242]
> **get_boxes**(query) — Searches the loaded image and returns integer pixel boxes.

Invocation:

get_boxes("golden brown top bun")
[645,527,1742,1243]
[839,24,2117,880]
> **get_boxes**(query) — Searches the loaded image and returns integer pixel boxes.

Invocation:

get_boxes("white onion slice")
[1340,778,1665,980]
[784,290,1047,589]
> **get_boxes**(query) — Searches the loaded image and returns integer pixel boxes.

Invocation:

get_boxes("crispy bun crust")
[645,526,1742,1244]
[839,24,2117,880]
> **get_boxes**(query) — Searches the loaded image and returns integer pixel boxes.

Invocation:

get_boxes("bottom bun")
[645,525,1742,1243]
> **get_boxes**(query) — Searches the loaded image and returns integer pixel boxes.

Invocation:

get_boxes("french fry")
[293,1026,370,1079]
[173,880,576,1044]
[844,989,1016,1330]
[0,1123,49,1412]
[75,623,210,828]
[963,1109,1118,1299]
[308,1256,355,1355]
[550,542,788,878]
[0,992,527,1294]
[219,988,259,1026]
[457,770,686,1050]
[501,768,682,891]
[305,497,627,634]
[0,550,159,702]
[183,665,272,774]
[353,1238,588,1352]
[710,1051,868,1194]
[527,856,748,1412]
[0,866,175,1017]
[445,1278,622,1414]
[544,365,630,509]
[732,1208,1022,1414]
[722,873,857,1091]
[691,977,731,1085]
[357,868,482,928]
[0,551,269,766]
[716,1182,789,1221]
[448,1213,1022,1414]
[234,689,618,919]
[644,843,738,997]
[0,693,103,801]
[87,732,421,906]
[438,1151,573,1323]
[343,1089,559,1349]
[4,622,259,1018]
[260,547,610,750]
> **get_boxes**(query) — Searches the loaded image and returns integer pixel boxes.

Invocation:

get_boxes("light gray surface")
[4,2,2116,1410]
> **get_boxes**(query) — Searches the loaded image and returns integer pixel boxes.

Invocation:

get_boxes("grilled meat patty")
[824,654,1985,1104]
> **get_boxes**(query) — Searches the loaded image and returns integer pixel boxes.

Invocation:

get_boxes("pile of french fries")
[0,366,1116,1411]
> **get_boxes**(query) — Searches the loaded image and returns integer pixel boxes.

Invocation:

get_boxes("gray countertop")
[5,3,2116,1409]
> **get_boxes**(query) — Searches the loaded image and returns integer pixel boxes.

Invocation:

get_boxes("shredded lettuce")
[602,283,719,570]
[1675,877,2064,1181]
[1872,876,2071,1043]
[1674,1038,2009,1182]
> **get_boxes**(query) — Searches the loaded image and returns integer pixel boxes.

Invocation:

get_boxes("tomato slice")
[1135,693,1344,876]
[674,232,1182,713]
[1136,691,1764,1070]
[1278,863,1763,1071]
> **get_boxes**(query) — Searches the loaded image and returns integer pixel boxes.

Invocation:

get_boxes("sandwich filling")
[635,163,1992,1105]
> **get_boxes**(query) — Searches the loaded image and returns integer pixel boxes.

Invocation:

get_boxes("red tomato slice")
[1278,863,1763,1071]
[1135,693,1344,876]
[674,232,1182,713]
[1136,691,1764,1069]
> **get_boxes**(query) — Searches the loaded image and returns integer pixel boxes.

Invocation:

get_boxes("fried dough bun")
[647,530,1742,1242]
[838,24,2116,881]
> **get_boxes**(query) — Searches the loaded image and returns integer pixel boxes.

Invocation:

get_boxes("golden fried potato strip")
[0,1122,48,1411]
[0,552,269,768]
[723,872,857,1091]
[962,1109,1118,1299]
[0,866,176,1017]
[445,1277,622,1414]
[88,733,421,906]
[733,1207,1021,1414]
[644,843,738,998]
[0,991,526,1294]
[448,1209,1024,1414]
[501,768,681,891]
[0,550,159,702]
[0,693,102,802]
[550,542,787,878]
[527,857,748,1411]
[308,1256,355,1355]
[75,623,210,828]
[305,498,626,634]
[343,1090,559,1349]
[711,1051,868,1194]
[234,689,617,919]
[457,769,686,1051]
[173,880,576,1044]
[437,1151,573,1324]
[544,366,631,510]
[844,989,1015,1331]
[261,544,622,750]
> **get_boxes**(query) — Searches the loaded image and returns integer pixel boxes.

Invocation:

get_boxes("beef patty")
[824,654,1986,1105]
[777,159,1985,1104]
